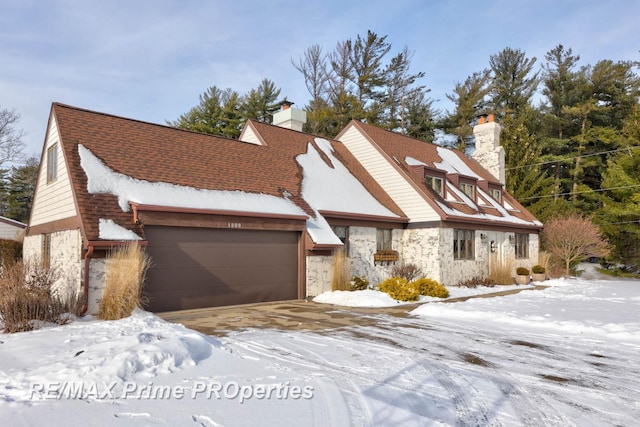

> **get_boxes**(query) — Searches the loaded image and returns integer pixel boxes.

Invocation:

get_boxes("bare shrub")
[390,263,423,281]
[0,238,22,268]
[0,261,82,333]
[542,214,610,276]
[456,276,495,288]
[98,243,150,320]
[489,258,515,285]
[331,249,352,291]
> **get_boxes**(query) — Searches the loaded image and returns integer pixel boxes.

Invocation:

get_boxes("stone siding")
[305,254,333,297]
[23,230,83,299]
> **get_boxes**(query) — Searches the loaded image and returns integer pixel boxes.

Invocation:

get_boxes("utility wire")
[506,145,640,171]
[520,184,640,200]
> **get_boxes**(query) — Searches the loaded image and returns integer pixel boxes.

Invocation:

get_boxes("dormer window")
[489,188,502,203]
[459,182,475,199]
[425,175,444,197]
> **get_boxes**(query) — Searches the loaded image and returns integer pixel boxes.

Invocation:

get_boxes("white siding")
[239,125,263,145]
[0,221,24,240]
[29,115,78,226]
[338,126,439,222]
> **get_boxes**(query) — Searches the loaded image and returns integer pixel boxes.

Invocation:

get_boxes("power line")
[520,184,640,200]
[506,145,640,171]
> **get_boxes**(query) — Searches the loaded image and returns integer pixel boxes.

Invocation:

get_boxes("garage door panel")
[144,226,299,312]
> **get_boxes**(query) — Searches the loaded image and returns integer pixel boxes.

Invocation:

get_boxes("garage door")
[144,226,299,312]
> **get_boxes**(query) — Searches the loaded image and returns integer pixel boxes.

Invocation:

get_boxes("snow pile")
[0,310,222,403]
[313,289,400,307]
[314,284,534,307]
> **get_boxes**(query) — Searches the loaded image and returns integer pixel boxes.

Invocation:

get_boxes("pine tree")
[489,47,539,117]
[443,69,492,151]
[5,157,38,223]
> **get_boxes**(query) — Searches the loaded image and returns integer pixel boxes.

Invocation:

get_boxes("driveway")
[157,286,547,336]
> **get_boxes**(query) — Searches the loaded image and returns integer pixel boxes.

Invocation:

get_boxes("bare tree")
[0,107,26,165]
[542,214,610,275]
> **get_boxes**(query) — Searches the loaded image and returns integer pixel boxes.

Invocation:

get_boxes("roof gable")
[342,120,541,229]
[47,104,405,244]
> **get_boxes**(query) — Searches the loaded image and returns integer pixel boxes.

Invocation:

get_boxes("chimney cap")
[476,113,495,124]
[279,100,295,110]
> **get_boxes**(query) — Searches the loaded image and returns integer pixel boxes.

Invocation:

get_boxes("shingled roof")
[51,103,406,243]
[341,120,542,228]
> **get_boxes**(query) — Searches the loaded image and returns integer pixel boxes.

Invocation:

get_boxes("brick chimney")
[272,101,307,131]
[471,114,505,184]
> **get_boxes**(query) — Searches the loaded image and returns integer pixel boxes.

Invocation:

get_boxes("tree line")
[0,108,37,225]
[171,31,640,265]
[3,30,637,264]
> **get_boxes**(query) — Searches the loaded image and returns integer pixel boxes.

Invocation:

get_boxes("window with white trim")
[425,175,444,196]
[489,188,502,203]
[459,182,475,199]
[47,143,58,183]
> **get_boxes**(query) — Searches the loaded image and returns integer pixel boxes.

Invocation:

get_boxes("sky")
[1,0,639,161]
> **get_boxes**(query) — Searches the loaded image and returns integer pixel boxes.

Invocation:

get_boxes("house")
[336,115,542,286]
[24,103,541,314]
[0,216,26,241]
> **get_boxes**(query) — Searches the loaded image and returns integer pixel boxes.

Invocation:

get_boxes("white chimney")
[272,101,307,131]
[471,114,505,185]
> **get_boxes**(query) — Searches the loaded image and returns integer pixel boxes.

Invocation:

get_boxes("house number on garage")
[228,222,242,229]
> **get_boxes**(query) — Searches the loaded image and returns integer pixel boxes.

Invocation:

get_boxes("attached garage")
[144,226,301,312]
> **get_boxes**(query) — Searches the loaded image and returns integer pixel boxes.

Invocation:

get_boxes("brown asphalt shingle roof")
[344,120,540,226]
[52,103,405,242]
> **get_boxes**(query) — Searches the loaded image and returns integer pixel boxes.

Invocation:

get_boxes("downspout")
[80,243,95,316]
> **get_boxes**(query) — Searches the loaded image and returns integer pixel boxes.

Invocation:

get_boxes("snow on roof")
[404,156,428,167]
[99,218,142,240]
[434,147,481,178]
[78,144,306,216]
[297,138,399,218]
[80,142,389,246]
[408,150,540,227]
[437,185,542,227]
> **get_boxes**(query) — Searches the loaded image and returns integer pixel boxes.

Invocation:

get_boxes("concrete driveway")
[157,286,547,336]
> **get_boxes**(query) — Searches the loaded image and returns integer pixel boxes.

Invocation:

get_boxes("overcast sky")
[1,0,638,160]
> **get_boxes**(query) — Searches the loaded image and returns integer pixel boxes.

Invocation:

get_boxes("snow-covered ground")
[1,272,639,426]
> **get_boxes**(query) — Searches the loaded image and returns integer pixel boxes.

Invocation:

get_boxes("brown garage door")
[144,226,299,312]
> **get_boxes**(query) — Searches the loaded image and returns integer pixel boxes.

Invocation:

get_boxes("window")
[42,234,52,269]
[376,228,392,251]
[332,225,349,255]
[47,144,58,183]
[425,175,444,196]
[459,182,475,199]
[515,233,529,259]
[489,188,502,203]
[453,229,475,260]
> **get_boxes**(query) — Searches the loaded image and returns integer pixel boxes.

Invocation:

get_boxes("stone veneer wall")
[305,254,333,297]
[86,258,107,315]
[397,228,442,283]
[23,230,83,298]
